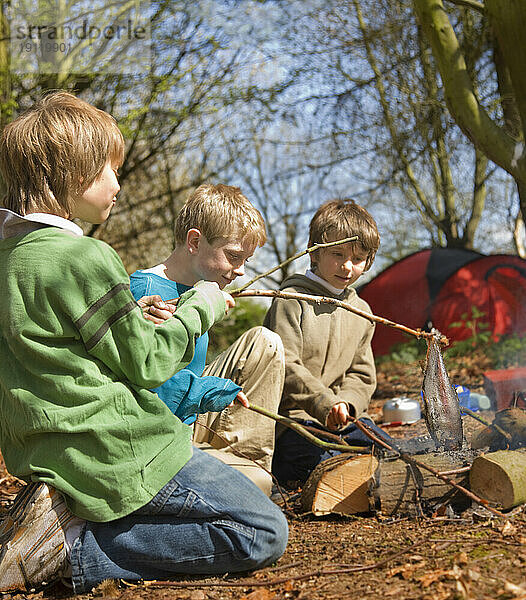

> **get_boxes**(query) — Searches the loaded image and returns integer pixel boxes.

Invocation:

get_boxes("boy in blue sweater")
[130,184,285,495]
[0,92,287,593]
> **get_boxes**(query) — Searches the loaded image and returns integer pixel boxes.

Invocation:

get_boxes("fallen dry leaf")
[503,579,526,598]
[417,565,462,588]
[387,561,425,580]
[499,521,517,537]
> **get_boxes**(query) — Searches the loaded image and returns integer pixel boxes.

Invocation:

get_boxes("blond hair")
[309,199,380,271]
[175,183,266,247]
[0,91,124,216]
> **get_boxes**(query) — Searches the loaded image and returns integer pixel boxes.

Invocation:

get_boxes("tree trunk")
[486,1,526,139]
[514,211,526,258]
[413,0,526,186]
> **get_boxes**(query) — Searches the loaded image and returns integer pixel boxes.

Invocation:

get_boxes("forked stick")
[162,234,446,344]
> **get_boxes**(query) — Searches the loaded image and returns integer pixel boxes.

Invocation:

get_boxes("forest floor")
[1,348,525,600]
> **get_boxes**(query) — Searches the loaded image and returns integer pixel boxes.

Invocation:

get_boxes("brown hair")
[0,91,124,216]
[308,199,380,271]
[175,183,266,248]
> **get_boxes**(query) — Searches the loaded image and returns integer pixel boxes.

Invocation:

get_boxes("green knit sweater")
[0,227,226,522]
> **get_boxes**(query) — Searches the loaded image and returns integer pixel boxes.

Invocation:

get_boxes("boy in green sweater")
[0,92,287,593]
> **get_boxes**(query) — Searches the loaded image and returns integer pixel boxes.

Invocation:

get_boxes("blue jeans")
[70,448,288,593]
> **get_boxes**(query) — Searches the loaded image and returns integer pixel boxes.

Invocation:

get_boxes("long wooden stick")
[247,402,366,453]
[143,540,425,589]
[233,288,447,344]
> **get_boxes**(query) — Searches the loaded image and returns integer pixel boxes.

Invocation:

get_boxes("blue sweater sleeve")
[152,369,241,423]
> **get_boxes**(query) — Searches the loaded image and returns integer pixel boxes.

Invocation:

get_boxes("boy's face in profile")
[313,240,368,289]
[190,230,256,289]
[71,161,120,224]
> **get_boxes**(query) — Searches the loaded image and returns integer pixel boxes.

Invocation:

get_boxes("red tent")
[358,248,526,355]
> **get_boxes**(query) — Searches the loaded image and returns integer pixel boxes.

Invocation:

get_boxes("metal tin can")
[382,397,421,424]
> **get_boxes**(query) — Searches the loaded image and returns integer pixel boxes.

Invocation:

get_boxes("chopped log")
[469,449,526,510]
[301,454,378,516]
[372,452,475,517]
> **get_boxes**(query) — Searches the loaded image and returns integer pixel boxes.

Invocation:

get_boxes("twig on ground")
[231,236,359,293]
[143,539,426,589]
[430,537,524,546]
[350,418,507,518]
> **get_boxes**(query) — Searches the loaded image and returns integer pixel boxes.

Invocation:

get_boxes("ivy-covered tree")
[414,0,526,254]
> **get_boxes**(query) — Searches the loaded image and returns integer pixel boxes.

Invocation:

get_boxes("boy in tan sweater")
[264,199,384,486]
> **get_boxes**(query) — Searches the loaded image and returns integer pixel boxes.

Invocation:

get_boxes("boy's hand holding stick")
[244,400,366,453]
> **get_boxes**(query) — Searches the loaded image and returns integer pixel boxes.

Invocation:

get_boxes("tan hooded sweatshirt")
[263,273,376,427]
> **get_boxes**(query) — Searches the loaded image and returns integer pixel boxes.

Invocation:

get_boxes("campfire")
[297,335,526,519]
[237,297,526,520]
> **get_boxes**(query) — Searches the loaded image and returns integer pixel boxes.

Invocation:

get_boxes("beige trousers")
[193,326,285,496]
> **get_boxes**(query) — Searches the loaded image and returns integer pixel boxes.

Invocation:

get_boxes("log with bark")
[372,452,475,517]
[469,448,526,510]
[301,451,477,517]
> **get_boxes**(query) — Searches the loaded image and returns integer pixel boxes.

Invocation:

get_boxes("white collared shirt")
[0,208,84,239]
[305,268,347,296]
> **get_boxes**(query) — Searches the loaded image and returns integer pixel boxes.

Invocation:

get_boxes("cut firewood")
[469,449,526,510]
[301,454,378,516]
[372,453,475,517]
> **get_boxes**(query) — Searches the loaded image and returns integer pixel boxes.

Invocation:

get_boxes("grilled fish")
[421,337,464,450]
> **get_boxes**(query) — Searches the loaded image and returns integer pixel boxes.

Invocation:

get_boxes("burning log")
[471,407,526,451]
[372,453,473,517]
[469,449,526,510]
